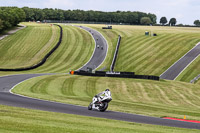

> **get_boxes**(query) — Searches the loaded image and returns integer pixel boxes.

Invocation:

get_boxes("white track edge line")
[74,25,108,71]
[74,26,97,71]
[160,42,200,77]
[8,76,178,120]
[93,27,109,71]
[4,74,197,124]
[174,54,200,80]
[9,78,171,121]
[9,75,85,108]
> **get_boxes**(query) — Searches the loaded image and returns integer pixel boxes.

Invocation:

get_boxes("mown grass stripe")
[34,25,94,73]
[135,34,187,74]
[154,85,177,106]
[12,74,200,120]
[119,36,151,57]
[52,27,92,72]
[119,34,171,64]
[61,77,77,96]
[170,87,200,108]
[37,27,73,72]
[84,25,200,79]
[39,26,77,71]
[0,23,54,69]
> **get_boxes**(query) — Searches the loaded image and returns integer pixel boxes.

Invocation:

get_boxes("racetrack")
[0,74,200,130]
[160,42,200,80]
[75,26,108,71]
[0,26,200,130]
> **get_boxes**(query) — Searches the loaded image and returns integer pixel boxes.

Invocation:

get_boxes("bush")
[140,17,152,25]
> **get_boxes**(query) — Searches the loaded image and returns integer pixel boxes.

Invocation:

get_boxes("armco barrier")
[110,35,121,72]
[73,70,159,81]
[0,24,63,71]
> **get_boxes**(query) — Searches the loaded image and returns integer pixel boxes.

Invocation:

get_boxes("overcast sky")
[1,0,199,25]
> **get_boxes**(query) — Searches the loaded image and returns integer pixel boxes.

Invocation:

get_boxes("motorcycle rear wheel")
[99,102,108,112]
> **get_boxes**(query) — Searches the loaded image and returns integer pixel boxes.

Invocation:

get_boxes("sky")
[0,0,199,25]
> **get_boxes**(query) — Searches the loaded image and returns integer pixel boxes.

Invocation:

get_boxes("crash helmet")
[105,89,110,91]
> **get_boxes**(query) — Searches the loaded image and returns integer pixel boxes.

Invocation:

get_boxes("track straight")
[160,42,200,80]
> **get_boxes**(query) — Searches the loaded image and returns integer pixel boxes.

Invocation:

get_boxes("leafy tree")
[194,20,200,26]
[11,8,25,25]
[160,17,167,25]
[33,8,45,21]
[148,13,157,24]
[22,7,35,21]
[57,9,65,21]
[0,19,3,31]
[127,12,138,24]
[169,18,177,26]
[140,17,152,25]
[0,7,26,32]
[0,8,12,29]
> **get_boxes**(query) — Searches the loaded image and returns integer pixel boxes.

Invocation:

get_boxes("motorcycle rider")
[92,89,112,105]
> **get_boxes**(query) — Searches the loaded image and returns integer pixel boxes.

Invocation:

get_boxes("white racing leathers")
[92,90,112,105]
[88,90,112,111]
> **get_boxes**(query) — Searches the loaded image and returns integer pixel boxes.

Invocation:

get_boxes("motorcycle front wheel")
[88,103,92,110]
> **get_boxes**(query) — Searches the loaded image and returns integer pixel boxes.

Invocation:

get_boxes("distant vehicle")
[102,25,112,29]
[101,46,103,50]
[97,45,100,48]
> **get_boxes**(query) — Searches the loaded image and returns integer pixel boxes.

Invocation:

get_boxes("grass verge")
[12,74,200,121]
[0,104,198,133]
[176,54,200,83]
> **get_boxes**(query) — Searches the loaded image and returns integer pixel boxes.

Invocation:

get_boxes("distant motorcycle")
[88,97,112,112]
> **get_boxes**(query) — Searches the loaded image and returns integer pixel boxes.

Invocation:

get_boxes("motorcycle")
[88,97,112,112]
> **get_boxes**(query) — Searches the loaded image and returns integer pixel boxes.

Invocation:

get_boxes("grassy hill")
[29,24,95,73]
[2,24,199,82]
[85,25,200,82]
[0,23,94,75]
[2,23,200,131]
[0,22,58,68]
[13,74,200,121]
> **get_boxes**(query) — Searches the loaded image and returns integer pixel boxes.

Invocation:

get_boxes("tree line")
[0,7,26,33]
[0,6,199,33]
[160,17,200,27]
[0,6,157,32]
[22,7,157,25]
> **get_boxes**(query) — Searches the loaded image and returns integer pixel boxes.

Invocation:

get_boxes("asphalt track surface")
[0,26,200,130]
[75,25,107,71]
[160,42,200,80]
